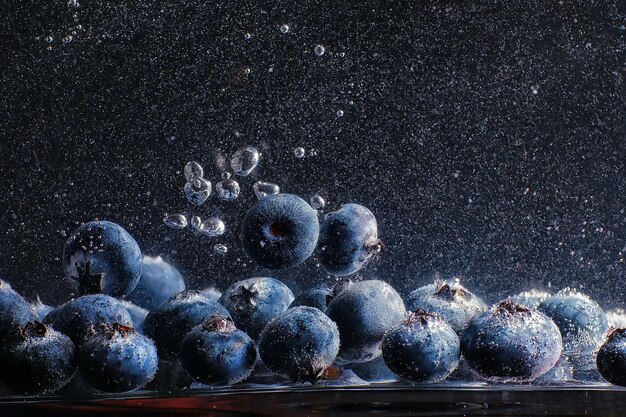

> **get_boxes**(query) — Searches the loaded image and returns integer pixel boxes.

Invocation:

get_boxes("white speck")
[280,24,290,34]
[244,33,252,40]
[314,45,325,56]
[336,110,344,117]
[531,86,539,95]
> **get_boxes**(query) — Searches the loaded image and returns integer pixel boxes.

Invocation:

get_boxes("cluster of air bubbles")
[253,181,280,200]
[293,147,306,158]
[231,145,260,176]
[310,194,326,210]
[314,45,326,56]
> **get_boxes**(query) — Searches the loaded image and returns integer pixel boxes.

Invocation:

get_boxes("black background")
[0,0,624,307]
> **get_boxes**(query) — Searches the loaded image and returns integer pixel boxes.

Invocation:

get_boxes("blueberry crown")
[434,283,471,301]
[495,300,531,316]
[13,321,48,342]
[405,309,440,325]
[95,322,136,338]
[202,316,236,333]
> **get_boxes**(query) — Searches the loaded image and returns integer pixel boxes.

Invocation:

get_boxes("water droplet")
[45,36,54,43]
[253,181,280,200]
[221,172,232,180]
[62,35,73,44]
[199,218,225,237]
[336,109,344,117]
[314,45,325,56]
[230,145,260,176]
[293,147,305,158]
[279,24,290,34]
[213,244,228,256]
[310,194,325,210]
[339,52,346,57]
[184,161,204,181]
[216,179,241,201]
[67,0,79,7]
[190,215,202,230]
[244,32,252,40]
[184,177,211,205]
[76,24,83,30]
[163,214,188,230]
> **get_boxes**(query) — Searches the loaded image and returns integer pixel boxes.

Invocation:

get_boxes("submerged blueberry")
[326,280,405,364]
[289,287,332,312]
[79,323,158,393]
[63,221,143,297]
[119,300,149,332]
[0,321,76,395]
[179,316,257,385]
[241,194,319,269]
[199,286,222,302]
[537,288,608,353]
[597,328,626,386]
[143,290,231,356]
[405,280,487,334]
[382,310,460,383]
[259,306,340,383]
[0,280,35,344]
[44,294,132,346]
[461,300,562,381]
[219,277,294,339]
[125,255,186,311]
[317,204,382,276]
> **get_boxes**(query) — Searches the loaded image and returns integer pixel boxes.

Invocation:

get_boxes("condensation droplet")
[293,147,305,158]
[213,243,228,256]
[184,177,211,205]
[314,45,325,56]
[231,145,260,176]
[184,161,204,181]
[279,24,290,34]
[310,194,325,210]
[253,181,280,200]
[216,179,241,201]
[163,214,188,230]
[190,215,202,230]
[199,218,226,237]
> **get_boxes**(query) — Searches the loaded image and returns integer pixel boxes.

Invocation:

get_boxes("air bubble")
[45,36,53,43]
[184,161,204,181]
[293,147,305,158]
[62,35,73,44]
[163,214,188,230]
[199,218,225,237]
[314,45,325,56]
[279,24,290,34]
[231,145,260,176]
[216,179,241,201]
[190,215,202,230]
[337,110,344,117]
[253,181,280,200]
[184,177,211,206]
[221,172,232,180]
[244,33,252,40]
[213,244,228,256]
[310,194,325,210]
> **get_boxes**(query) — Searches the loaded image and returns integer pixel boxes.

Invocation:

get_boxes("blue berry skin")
[144,290,231,356]
[317,204,382,277]
[78,323,158,393]
[537,288,608,353]
[0,280,35,344]
[125,256,186,311]
[597,328,626,386]
[119,300,149,333]
[510,289,552,309]
[461,300,563,381]
[63,221,143,297]
[405,281,487,334]
[199,286,222,302]
[43,294,132,346]
[326,280,406,364]
[259,306,340,383]
[289,288,332,312]
[219,277,294,340]
[241,194,319,269]
[0,322,76,395]
[179,316,257,385]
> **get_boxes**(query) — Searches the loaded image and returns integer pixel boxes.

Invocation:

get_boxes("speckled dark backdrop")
[0,0,624,307]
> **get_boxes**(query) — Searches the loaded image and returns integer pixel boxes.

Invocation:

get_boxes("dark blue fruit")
[0,280,35,344]
[63,220,143,297]
[317,204,382,276]
[326,280,405,364]
[125,255,186,311]
[144,290,231,356]
[0,321,76,395]
[78,323,158,393]
[597,328,626,386]
[259,306,340,383]
[219,277,294,339]
[461,300,562,381]
[289,287,332,312]
[119,300,149,332]
[44,294,132,346]
[382,310,460,383]
[537,288,608,353]
[510,289,551,309]
[179,316,257,385]
[405,280,487,334]
[241,194,319,269]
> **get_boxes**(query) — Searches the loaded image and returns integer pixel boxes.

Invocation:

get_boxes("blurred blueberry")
[510,289,552,309]
[179,316,257,385]
[119,300,149,332]
[241,194,319,269]
[461,300,562,381]
[259,306,340,383]
[597,328,626,386]
[63,221,143,297]
[219,277,294,340]
[383,310,460,383]
[125,255,186,311]
[289,287,332,312]
[326,280,405,364]
[318,204,382,276]
[0,280,35,344]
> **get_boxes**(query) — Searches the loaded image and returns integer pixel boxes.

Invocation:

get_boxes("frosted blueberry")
[184,177,211,206]
[253,181,280,200]
[230,146,260,176]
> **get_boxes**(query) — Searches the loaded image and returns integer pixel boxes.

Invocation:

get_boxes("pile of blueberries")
[1,193,626,396]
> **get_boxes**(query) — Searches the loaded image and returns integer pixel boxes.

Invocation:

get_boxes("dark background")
[0,0,624,307]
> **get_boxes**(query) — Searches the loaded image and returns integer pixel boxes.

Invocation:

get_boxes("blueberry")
[326,280,406,364]
[317,204,382,276]
[596,328,626,386]
[199,286,222,302]
[0,280,35,344]
[0,321,76,395]
[259,306,340,383]
[537,288,608,353]
[78,323,158,392]
[219,277,294,339]
[405,280,487,334]
[63,221,143,297]
[30,296,56,321]
[241,194,319,269]
[179,316,257,385]
[289,287,332,312]
[144,290,231,356]
[43,294,132,346]
[382,310,460,383]
[461,300,562,381]
[510,289,552,309]
[125,255,186,311]
[119,300,149,332]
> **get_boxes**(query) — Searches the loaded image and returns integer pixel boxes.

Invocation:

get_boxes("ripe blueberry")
[596,328,626,386]
[125,255,186,311]
[289,287,332,312]
[0,280,35,344]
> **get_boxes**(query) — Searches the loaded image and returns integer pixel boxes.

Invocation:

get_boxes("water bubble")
[213,243,228,256]
[184,161,204,181]
[221,172,232,180]
[336,110,344,117]
[293,147,305,158]
[310,194,325,210]
[253,181,280,200]
[45,36,53,43]
[216,179,241,201]
[279,24,290,34]
[314,45,325,56]
[199,217,225,237]
[244,33,252,40]
[68,0,79,7]
[163,214,188,230]
[190,215,202,230]
[184,177,211,205]
[62,35,73,44]
[76,24,83,30]
[231,145,260,176]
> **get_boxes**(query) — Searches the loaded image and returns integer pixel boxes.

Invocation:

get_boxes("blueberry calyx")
[96,322,136,338]
[265,221,291,241]
[405,309,438,326]
[14,321,47,342]
[73,261,104,295]
[201,316,236,333]
[230,285,258,311]
[295,363,325,384]
[495,300,531,316]
[434,284,471,301]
